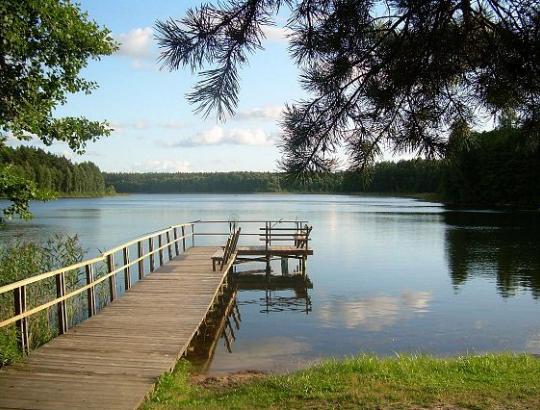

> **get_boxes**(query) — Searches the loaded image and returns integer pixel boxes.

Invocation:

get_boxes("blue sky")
[20,1,308,172]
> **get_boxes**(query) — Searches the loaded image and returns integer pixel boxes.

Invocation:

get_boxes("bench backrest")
[296,225,312,249]
[221,227,241,270]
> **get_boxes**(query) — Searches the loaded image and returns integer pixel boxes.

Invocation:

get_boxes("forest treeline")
[104,159,443,195]
[105,127,539,206]
[2,127,538,206]
[0,146,112,196]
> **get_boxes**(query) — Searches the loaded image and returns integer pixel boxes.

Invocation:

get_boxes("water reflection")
[317,291,432,331]
[187,271,313,373]
[236,269,312,314]
[444,211,540,298]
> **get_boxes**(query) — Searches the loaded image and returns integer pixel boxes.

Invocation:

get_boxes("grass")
[143,354,540,409]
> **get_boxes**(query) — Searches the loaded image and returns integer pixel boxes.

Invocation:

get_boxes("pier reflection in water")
[186,264,313,374]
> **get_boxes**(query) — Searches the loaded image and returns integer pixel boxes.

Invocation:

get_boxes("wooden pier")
[0,220,312,410]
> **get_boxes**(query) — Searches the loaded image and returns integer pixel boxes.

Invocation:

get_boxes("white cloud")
[161,120,187,129]
[170,126,275,147]
[130,159,191,173]
[114,27,155,68]
[235,105,284,121]
[262,26,293,42]
[111,120,174,133]
[115,27,154,59]
[111,121,149,133]
[194,125,225,145]
[228,128,274,145]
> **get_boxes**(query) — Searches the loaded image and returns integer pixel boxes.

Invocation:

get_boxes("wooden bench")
[293,226,312,248]
[212,228,241,271]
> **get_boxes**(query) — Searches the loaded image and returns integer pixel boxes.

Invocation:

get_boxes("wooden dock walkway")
[0,220,312,410]
[0,246,229,410]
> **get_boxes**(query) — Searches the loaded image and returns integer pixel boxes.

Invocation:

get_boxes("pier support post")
[123,247,131,291]
[148,238,155,272]
[281,257,289,276]
[56,272,68,334]
[158,234,164,266]
[13,286,29,355]
[107,254,117,302]
[86,265,96,317]
[182,226,186,252]
[173,228,179,256]
[137,241,144,279]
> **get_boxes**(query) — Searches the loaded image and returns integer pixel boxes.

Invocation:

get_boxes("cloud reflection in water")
[317,290,432,331]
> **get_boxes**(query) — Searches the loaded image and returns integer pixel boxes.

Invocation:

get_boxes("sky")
[14,0,310,173]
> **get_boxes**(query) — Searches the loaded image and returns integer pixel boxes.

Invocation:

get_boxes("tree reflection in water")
[444,210,540,298]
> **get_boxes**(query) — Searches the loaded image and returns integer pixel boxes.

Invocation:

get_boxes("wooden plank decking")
[0,246,228,410]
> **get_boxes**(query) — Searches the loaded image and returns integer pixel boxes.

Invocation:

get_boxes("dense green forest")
[444,127,540,206]
[104,159,443,195]
[0,146,112,196]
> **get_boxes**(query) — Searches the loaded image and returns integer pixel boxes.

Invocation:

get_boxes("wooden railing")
[0,223,194,355]
[260,223,312,250]
[0,219,308,355]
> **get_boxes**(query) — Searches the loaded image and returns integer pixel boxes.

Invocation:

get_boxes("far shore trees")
[0,0,116,219]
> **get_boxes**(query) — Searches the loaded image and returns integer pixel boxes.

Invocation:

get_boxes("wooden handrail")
[0,219,310,354]
[103,223,192,256]
[0,224,196,348]
[192,220,307,223]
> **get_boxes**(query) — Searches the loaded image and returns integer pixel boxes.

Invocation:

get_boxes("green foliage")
[0,235,84,366]
[0,146,110,219]
[157,1,540,176]
[0,0,115,219]
[444,127,540,206]
[144,354,540,409]
[0,0,117,152]
[0,164,53,220]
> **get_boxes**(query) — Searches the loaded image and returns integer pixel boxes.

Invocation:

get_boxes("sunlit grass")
[143,354,540,409]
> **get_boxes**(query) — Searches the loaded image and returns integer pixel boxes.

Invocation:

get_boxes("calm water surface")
[1,194,539,374]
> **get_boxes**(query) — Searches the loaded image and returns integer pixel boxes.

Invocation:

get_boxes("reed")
[0,235,109,366]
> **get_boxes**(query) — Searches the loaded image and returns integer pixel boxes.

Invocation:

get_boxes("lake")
[1,194,539,374]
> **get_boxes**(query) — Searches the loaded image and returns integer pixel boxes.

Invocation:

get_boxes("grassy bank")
[143,354,540,409]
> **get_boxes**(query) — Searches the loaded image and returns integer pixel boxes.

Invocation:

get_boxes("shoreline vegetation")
[0,146,115,201]
[143,354,540,410]
[2,127,538,214]
[103,127,539,208]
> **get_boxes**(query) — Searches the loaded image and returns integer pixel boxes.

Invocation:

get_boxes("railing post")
[191,223,195,247]
[148,238,155,272]
[137,241,144,279]
[123,246,131,291]
[85,264,96,317]
[265,222,270,278]
[182,226,186,252]
[166,230,173,260]
[13,285,29,355]
[158,234,164,266]
[106,254,117,302]
[173,227,179,256]
[56,272,68,334]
